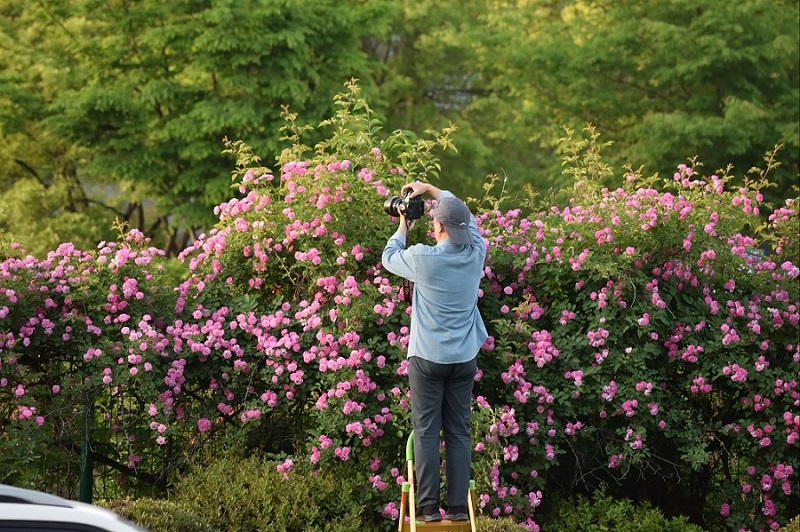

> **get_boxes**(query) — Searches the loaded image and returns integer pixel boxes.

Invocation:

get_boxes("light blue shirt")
[382,191,488,364]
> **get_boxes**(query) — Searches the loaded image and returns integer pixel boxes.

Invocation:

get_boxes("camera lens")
[384,197,403,217]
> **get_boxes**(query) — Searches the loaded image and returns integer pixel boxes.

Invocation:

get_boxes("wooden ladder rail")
[397,431,478,532]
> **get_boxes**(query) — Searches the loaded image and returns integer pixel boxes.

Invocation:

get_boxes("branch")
[70,197,129,218]
[13,160,46,187]
[62,440,169,491]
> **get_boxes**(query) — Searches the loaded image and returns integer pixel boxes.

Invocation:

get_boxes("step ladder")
[397,431,478,532]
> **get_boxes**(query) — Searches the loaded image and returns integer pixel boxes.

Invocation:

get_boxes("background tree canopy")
[0,0,797,256]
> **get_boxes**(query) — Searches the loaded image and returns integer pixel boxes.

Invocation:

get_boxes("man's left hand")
[399,215,415,234]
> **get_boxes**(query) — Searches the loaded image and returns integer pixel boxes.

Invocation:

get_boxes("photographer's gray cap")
[432,196,473,245]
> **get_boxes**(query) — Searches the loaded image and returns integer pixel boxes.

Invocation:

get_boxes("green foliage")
[100,498,215,532]
[778,515,800,532]
[100,454,531,532]
[474,517,530,532]
[156,451,366,532]
[0,0,390,256]
[471,0,799,204]
[3,1,796,256]
[0,176,115,257]
[540,486,707,532]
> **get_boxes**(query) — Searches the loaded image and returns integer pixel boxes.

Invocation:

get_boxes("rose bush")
[468,136,799,531]
[1,81,797,530]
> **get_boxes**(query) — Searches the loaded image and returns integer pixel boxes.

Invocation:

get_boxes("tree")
[470,0,799,203]
[1,0,797,256]
[0,0,390,256]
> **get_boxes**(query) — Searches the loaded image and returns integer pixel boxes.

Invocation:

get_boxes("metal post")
[79,394,93,503]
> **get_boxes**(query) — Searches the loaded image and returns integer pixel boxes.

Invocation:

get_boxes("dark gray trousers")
[408,355,477,509]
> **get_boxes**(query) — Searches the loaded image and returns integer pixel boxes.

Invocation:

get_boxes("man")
[382,180,488,522]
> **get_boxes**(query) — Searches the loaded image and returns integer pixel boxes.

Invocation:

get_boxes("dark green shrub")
[475,516,530,531]
[169,451,366,532]
[538,486,706,532]
[778,515,800,532]
[99,498,214,532]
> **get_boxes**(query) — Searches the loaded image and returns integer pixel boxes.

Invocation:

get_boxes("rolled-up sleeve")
[468,208,484,251]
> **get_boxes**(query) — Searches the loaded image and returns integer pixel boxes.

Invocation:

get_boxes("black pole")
[79,394,93,503]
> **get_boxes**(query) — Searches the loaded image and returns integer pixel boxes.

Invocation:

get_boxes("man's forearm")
[424,183,442,200]
[397,219,409,235]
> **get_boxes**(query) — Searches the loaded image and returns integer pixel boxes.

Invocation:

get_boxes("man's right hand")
[401,181,441,200]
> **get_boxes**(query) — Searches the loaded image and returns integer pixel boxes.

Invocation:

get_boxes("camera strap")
[402,219,415,305]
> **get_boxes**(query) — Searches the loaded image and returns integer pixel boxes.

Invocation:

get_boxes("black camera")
[383,193,424,220]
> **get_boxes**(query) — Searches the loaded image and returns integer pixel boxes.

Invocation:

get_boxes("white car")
[0,484,148,531]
